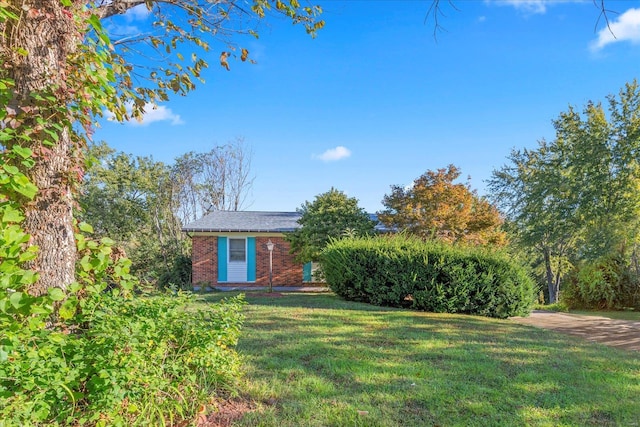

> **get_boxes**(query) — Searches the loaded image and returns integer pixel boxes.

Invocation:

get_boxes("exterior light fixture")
[266,239,275,293]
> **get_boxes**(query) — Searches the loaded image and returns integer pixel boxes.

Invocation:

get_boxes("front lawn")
[201,292,640,426]
[569,310,640,322]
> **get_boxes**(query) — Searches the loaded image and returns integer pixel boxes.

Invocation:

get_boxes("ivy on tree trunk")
[0,0,323,295]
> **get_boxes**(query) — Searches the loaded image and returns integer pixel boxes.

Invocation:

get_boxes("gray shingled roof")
[182,211,389,233]
[182,211,302,233]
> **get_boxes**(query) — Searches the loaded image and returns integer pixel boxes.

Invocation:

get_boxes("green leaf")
[18,270,37,284]
[78,222,94,233]
[9,291,23,309]
[29,305,51,315]
[59,298,77,320]
[10,174,37,199]
[2,206,23,223]
[87,14,102,33]
[11,145,32,159]
[80,255,92,272]
[2,164,18,174]
[48,287,66,302]
[100,237,114,246]
[68,282,83,293]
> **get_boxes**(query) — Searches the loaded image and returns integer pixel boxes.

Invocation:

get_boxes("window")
[229,238,246,262]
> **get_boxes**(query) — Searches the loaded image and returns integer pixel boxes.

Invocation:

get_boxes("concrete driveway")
[511,310,640,352]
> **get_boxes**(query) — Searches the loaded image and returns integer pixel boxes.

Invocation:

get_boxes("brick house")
[183,211,313,288]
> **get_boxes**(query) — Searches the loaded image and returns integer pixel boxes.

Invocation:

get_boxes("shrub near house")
[321,235,535,318]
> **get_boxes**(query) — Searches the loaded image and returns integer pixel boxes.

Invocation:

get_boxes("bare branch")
[593,0,618,39]
[94,0,147,19]
[425,0,459,41]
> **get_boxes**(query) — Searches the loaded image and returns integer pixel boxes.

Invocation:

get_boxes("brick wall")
[255,236,303,287]
[190,235,303,286]
[192,236,217,285]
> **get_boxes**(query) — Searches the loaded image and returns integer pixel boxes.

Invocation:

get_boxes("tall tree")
[79,142,186,282]
[0,1,323,295]
[489,142,579,303]
[379,165,505,246]
[287,188,375,264]
[171,139,254,225]
[554,86,640,260]
[489,81,640,302]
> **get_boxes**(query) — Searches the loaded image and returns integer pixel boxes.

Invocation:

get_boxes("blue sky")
[95,0,640,213]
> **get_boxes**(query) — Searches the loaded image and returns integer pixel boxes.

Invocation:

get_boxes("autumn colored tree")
[0,1,323,296]
[379,165,505,246]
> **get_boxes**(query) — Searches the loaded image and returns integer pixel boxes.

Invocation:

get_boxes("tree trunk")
[4,1,80,295]
[23,134,76,296]
[543,247,558,303]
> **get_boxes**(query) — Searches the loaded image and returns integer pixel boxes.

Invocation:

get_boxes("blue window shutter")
[303,262,312,282]
[218,237,227,282]
[247,237,256,282]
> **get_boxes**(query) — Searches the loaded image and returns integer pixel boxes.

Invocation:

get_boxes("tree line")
[489,81,640,307]
[289,81,640,309]
[79,139,254,286]
[72,80,640,309]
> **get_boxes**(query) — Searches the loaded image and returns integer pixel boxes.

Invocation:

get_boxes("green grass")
[200,292,640,427]
[534,302,640,321]
[569,310,640,321]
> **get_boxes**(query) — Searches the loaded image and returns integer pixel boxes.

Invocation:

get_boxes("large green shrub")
[321,235,535,318]
[157,253,193,290]
[562,254,640,310]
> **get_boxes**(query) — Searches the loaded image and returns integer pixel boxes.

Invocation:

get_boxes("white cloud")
[314,146,351,162]
[487,0,582,15]
[105,103,184,127]
[106,4,151,38]
[591,8,640,51]
[125,4,152,22]
[106,23,141,37]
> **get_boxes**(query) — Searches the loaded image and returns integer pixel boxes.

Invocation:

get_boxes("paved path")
[511,310,640,352]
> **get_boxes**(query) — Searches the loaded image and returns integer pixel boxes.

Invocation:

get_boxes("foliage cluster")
[1,233,245,426]
[379,165,506,246]
[1,148,245,425]
[79,140,253,288]
[321,235,535,318]
[1,215,246,425]
[562,253,640,310]
[79,142,188,287]
[287,188,375,264]
[489,81,640,304]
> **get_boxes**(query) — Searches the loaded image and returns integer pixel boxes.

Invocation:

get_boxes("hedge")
[321,235,535,318]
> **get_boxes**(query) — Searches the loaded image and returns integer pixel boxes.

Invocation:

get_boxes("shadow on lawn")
[198,292,639,426]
